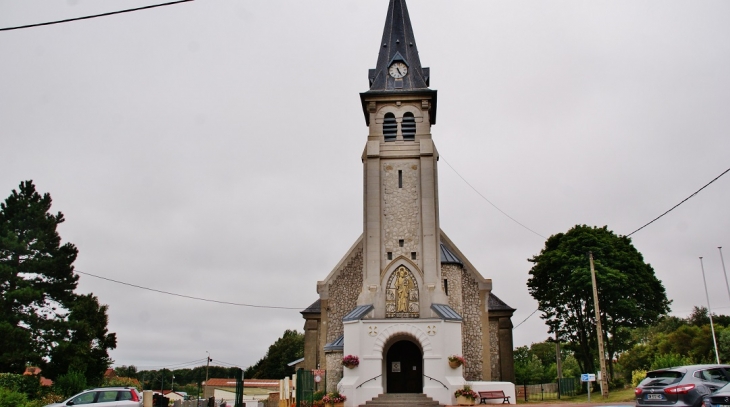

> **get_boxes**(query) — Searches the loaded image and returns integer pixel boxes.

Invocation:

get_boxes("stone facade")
[489,320,500,381]
[461,268,484,381]
[441,264,464,315]
[326,250,363,343]
[382,161,420,262]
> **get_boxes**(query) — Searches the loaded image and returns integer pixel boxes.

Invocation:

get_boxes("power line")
[133,358,208,369]
[0,0,194,32]
[76,270,305,310]
[440,155,546,240]
[513,308,540,329]
[627,167,730,237]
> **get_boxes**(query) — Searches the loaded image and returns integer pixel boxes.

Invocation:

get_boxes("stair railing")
[356,374,382,389]
[423,374,448,390]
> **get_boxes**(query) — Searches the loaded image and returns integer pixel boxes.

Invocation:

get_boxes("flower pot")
[449,360,461,369]
[456,396,475,406]
[344,364,356,369]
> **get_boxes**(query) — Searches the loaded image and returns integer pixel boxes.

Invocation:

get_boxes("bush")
[103,377,141,389]
[609,377,627,390]
[632,370,647,387]
[0,387,30,407]
[0,373,41,400]
[53,370,87,398]
[650,353,692,370]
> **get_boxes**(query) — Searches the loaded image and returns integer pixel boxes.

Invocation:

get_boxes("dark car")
[636,365,730,407]
[703,382,730,407]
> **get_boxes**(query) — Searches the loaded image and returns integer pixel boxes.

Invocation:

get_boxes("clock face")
[389,62,408,79]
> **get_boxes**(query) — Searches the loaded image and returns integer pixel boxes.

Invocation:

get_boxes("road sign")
[581,373,596,382]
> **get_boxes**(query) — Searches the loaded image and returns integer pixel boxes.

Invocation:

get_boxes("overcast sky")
[1,0,729,374]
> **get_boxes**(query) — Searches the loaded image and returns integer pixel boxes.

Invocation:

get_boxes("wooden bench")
[478,390,511,404]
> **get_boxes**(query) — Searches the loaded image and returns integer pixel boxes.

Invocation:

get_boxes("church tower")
[357,0,448,317]
[301,1,516,406]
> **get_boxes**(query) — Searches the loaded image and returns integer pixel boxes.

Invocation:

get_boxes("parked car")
[703,382,730,407]
[44,387,142,407]
[635,365,730,407]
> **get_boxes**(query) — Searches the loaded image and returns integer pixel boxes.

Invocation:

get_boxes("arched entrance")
[385,340,423,393]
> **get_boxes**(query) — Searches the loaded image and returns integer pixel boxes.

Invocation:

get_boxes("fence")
[517,378,577,401]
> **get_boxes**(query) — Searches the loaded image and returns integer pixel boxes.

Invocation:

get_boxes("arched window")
[383,113,397,142]
[402,112,416,141]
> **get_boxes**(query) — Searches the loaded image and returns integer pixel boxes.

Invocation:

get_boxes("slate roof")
[366,0,430,92]
[431,304,462,321]
[440,243,463,265]
[488,293,516,312]
[343,304,374,321]
[324,335,344,352]
[300,299,321,315]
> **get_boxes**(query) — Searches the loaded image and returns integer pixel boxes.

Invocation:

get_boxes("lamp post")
[700,257,720,363]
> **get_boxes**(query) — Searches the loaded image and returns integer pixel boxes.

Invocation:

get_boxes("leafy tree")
[527,225,670,378]
[244,329,304,379]
[0,181,116,384]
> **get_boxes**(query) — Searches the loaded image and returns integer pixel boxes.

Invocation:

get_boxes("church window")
[444,279,449,295]
[387,252,393,260]
[383,113,397,141]
[399,239,404,247]
[402,112,416,140]
[411,252,417,260]
[398,170,403,188]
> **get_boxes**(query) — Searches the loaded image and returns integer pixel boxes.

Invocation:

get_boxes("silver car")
[44,387,142,407]
[636,365,730,407]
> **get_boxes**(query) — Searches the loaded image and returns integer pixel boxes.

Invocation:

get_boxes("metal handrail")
[356,374,382,389]
[423,374,448,390]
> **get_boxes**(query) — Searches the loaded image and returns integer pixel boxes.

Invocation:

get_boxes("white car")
[44,387,142,407]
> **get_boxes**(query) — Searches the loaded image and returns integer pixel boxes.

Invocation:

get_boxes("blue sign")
[581,373,596,382]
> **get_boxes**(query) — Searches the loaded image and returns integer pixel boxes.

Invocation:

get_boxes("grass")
[517,387,636,404]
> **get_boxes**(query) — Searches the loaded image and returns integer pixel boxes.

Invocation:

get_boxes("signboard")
[581,373,596,382]
[391,361,401,372]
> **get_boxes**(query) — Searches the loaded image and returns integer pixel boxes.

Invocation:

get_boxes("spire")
[367,0,430,91]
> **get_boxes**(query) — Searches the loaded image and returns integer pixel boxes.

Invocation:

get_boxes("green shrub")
[0,387,30,407]
[632,369,647,387]
[610,377,627,390]
[53,370,87,398]
[650,353,692,370]
[312,390,325,401]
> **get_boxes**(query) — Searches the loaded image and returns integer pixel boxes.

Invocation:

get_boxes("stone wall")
[326,250,364,343]
[489,320,500,381]
[382,161,420,261]
[441,264,464,315]
[461,269,484,381]
[325,353,344,392]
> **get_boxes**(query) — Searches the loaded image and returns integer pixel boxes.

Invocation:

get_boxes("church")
[300,1,515,405]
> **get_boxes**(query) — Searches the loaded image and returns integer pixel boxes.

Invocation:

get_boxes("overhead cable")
[440,155,546,239]
[0,0,194,32]
[627,167,730,237]
[76,270,305,310]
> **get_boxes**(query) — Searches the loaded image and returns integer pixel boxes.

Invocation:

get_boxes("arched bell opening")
[384,336,423,394]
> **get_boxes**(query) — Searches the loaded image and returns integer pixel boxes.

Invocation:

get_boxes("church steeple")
[368,0,430,91]
[361,0,437,124]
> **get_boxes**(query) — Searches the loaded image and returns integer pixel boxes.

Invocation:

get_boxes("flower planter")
[344,364,356,369]
[456,396,476,406]
[449,360,461,369]
[332,403,344,407]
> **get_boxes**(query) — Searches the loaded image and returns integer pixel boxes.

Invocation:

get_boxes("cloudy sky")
[1,0,729,373]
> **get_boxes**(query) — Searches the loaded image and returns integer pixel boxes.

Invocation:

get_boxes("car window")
[699,368,729,383]
[96,391,118,403]
[71,392,96,405]
[118,390,132,401]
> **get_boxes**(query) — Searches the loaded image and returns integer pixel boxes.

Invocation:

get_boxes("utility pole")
[205,351,211,399]
[555,332,563,381]
[589,252,609,398]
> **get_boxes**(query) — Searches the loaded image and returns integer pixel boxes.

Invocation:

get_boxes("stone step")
[360,393,443,407]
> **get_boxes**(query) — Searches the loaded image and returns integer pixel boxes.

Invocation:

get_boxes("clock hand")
[397,67,402,75]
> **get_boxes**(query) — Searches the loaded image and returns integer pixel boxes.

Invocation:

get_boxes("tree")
[0,180,116,383]
[527,225,670,378]
[244,330,304,379]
